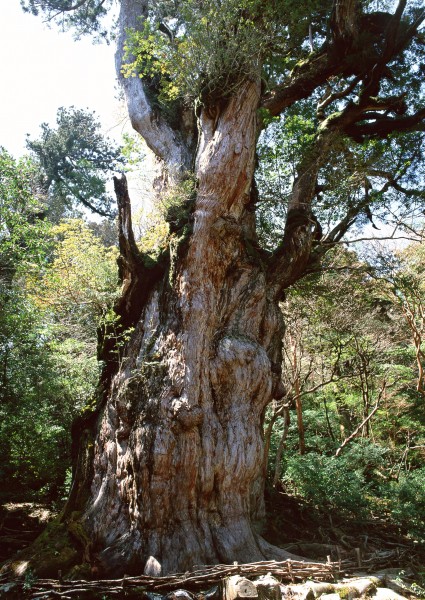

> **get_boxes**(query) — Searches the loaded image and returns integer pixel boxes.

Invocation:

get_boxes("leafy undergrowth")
[264,485,425,584]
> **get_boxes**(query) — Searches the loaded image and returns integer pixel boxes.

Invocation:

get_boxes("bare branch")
[299,372,357,399]
[367,169,425,198]
[335,383,386,457]
[317,77,360,117]
[43,0,88,21]
[47,0,88,13]
[330,235,422,245]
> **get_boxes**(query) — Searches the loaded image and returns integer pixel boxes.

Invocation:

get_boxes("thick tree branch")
[264,77,421,289]
[266,100,367,294]
[261,52,338,118]
[381,0,408,62]
[345,107,425,140]
[263,2,424,288]
[330,0,360,47]
[262,1,423,120]
[98,175,168,374]
[113,174,168,331]
[265,85,423,292]
[116,0,192,174]
[261,0,364,116]
[359,94,408,114]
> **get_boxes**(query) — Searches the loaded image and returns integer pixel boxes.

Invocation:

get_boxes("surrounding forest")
[1,0,425,596]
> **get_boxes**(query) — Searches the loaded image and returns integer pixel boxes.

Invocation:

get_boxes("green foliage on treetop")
[122,0,333,104]
[20,0,114,40]
[33,219,119,337]
[0,149,52,285]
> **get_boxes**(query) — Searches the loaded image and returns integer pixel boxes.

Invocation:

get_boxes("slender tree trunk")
[401,301,425,397]
[323,397,335,442]
[289,335,305,455]
[273,406,290,487]
[295,392,305,456]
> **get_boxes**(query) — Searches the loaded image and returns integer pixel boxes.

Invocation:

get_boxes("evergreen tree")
[22,0,425,576]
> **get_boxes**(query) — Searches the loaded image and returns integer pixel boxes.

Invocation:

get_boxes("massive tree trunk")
[65,79,293,576]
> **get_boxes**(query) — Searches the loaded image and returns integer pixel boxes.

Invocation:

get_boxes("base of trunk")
[3,520,302,580]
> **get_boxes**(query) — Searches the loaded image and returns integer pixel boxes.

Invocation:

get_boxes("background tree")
[372,242,425,397]
[21,0,425,578]
[0,147,119,497]
[26,107,124,221]
[267,247,425,543]
[0,215,118,498]
[34,218,119,339]
[0,148,47,284]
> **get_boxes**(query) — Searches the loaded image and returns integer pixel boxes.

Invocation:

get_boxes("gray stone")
[373,588,407,600]
[283,583,315,600]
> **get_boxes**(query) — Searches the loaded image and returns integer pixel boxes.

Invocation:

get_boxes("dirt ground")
[0,502,56,564]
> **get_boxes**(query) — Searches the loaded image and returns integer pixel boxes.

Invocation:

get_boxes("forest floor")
[264,487,425,568]
[1,489,424,598]
[0,501,57,565]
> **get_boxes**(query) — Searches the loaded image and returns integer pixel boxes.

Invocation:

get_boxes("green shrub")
[386,468,425,543]
[283,451,369,516]
[282,442,388,516]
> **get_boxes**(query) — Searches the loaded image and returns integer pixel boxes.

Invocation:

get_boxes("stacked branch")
[1,553,407,599]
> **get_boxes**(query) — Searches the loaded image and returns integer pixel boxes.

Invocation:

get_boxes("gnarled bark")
[61,80,296,576]
[115,0,193,174]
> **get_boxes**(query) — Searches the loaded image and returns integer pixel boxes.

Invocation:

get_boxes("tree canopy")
[26,0,425,275]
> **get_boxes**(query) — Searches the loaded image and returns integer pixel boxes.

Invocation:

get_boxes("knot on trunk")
[171,399,204,430]
[211,335,272,410]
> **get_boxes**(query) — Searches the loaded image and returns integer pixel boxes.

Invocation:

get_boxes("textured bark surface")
[69,81,292,576]
[115,0,192,173]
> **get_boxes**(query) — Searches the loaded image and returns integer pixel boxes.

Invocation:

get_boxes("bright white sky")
[0,1,157,212]
[1,1,124,157]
